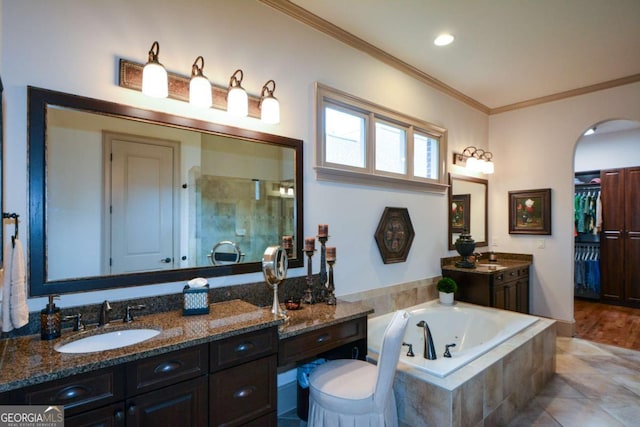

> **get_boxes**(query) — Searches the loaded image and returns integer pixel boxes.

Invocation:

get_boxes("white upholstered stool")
[308,310,410,427]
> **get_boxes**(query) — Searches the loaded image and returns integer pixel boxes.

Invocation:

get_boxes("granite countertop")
[0,298,373,393]
[441,253,533,275]
[279,299,374,339]
[0,299,281,393]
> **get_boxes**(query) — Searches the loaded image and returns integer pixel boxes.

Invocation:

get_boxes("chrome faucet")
[98,300,112,326]
[473,252,483,265]
[416,320,437,360]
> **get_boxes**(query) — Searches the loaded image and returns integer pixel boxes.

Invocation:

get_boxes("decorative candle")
[282,235,293,249]
[304,237,316,251]
[318,224,329,237]
[326,246,336,261]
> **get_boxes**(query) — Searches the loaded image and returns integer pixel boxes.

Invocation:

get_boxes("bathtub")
[368,299,539,378]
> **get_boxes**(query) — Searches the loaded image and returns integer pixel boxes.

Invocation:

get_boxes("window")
[315,83,447,193]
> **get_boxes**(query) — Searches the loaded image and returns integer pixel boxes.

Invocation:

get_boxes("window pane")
[414,133,439,179]
[325,107,366,168]
[375,122,406,174]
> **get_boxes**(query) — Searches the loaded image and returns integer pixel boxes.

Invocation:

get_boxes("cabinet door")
[65,403,125,427]
[210,355,277,426]
[516,278,529,313]
[126,376,207,427]
[624,167,640,305]
[601,169,625,302]
[492,283,507,310]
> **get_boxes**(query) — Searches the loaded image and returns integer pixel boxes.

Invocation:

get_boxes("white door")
[107,134,178,274]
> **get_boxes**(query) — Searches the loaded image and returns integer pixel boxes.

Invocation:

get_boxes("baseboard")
[554,318,575,337]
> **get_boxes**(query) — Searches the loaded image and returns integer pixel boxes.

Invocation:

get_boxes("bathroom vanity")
[441,253,532,313]
[0,299,372,426]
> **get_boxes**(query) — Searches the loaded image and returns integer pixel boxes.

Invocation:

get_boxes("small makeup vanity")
[441,253,532,313]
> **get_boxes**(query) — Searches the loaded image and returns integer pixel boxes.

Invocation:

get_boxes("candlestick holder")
[303,249,316,304]
[317,235,329,303]
[326,259,336,305]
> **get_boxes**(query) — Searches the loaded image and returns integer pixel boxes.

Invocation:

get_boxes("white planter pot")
[439,291,454,305]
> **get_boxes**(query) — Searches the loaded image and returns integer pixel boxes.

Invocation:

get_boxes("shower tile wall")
[196,175,294,265]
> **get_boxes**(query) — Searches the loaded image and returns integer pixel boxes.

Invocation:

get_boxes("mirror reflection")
[448,174,488,249]
[29,87,303,296]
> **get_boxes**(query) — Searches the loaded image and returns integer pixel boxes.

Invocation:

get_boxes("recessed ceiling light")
[434,34,455,46]
[584,126,596,136]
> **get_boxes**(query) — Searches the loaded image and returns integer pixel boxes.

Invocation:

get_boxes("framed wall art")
[374,207,415,264]
[508,188,552,235]
[451,194,470,233]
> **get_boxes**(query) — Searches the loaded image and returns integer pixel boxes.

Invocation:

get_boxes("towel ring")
[2,212,19,248]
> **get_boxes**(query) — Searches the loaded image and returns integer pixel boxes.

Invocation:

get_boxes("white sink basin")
[55,328,160,353]
[476,263,506,270]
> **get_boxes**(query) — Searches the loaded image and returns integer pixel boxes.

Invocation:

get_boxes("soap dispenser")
[41,295,61,340]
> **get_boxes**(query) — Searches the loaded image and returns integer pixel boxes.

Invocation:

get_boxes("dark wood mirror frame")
[28,87,304,296]
[448,173,488,250]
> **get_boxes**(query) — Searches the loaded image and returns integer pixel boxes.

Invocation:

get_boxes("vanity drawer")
[279,317,367,366]
[494,268,519,284]
[126,344,208,396]
[209,354,277,426]
[210,326,277,372]
[11,366,125,416]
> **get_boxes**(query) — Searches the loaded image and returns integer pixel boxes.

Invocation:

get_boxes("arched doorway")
[573,118,640,350]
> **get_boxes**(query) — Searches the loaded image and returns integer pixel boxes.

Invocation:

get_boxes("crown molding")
[259,0,490,114]
[260,0,640,116]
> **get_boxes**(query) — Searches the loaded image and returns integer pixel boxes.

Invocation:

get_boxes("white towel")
[1,239,29,332]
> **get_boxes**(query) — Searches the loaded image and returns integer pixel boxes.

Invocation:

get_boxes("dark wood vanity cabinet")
[2,326,278,427]
[444,266,530,313]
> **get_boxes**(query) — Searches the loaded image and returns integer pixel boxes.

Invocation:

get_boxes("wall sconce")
[119,43,280,123]
[142,41,168,98]
[453,146,495,174]
[259,80,280,124]
[227,69,248,117]
[189,56,212,108]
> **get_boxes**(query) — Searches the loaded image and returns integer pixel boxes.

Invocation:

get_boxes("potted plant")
[437,277,458,305]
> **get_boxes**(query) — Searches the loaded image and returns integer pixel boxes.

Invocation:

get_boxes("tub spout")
[416,320,437,360]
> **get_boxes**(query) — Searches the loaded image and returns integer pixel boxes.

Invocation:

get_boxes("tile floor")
[277,337,640,427]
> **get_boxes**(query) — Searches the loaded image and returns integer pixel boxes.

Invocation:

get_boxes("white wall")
[1,0,488,310]
[489,82,640,322]
[575,127,640,171]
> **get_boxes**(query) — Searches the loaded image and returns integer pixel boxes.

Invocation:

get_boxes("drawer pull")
[316,333,331,343]
[154,360,183,374]
[234,342,255,353]
[114,410,124,422]
[233,385,257,399]
[127,404,136,416]
[55,385,91,401]
[509,271,516,276]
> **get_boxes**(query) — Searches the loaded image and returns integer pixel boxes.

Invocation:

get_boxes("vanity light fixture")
[454,146,495,174]
[227,69,248,117]
[189,56,212,108]
[141,41,168,98]
[259,80,280,124]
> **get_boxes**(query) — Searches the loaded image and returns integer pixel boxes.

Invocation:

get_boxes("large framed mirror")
[28,87,303,296]
[448,173,488,250]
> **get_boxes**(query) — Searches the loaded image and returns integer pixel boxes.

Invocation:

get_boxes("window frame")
[315,82,448,193]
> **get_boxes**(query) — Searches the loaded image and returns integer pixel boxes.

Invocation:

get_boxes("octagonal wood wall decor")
[374,207,415,264]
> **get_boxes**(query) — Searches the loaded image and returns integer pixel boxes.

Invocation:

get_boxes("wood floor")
[574,298,640,351]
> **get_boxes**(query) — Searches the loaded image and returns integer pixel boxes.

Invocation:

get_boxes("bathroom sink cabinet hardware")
[442,265,530,314]
[1,327,278,426]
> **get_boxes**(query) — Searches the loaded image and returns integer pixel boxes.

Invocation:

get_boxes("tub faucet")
[416,320,437,360]
[98,300,112,326]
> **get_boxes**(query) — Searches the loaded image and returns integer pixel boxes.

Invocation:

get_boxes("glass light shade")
[261,96,280,124]
[189,75,212,108]
[227,86,248,117]
[142,62,168,98]
[483,160,495,174]
[466,156,480,172]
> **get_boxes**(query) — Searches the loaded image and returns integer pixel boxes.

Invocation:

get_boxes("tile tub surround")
[386,315,556,427]
[0,299,283,393]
